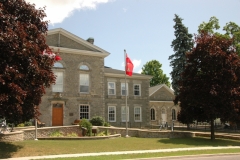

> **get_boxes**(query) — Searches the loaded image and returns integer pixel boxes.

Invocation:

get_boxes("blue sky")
[26,0,240,82]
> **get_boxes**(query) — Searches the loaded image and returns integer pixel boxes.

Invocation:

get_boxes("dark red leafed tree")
[0,0,60,124]
[177,32,240,140]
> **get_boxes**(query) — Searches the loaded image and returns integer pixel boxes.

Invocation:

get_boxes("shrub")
[79,119,92,136]
[90,116,104,126]
[104,121,111,127]
[50,130,63,137]
[17,123,24,127]
[24,121,33,126]
[66,132,78,137]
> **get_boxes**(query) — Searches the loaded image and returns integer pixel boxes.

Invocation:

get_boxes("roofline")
[47,28,110,56]
[149,84,174,96]
[149,101,174,103]
[104,73,152,79]
[50,46,110,58]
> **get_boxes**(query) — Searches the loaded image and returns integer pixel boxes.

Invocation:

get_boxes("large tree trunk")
[210,119,215,140]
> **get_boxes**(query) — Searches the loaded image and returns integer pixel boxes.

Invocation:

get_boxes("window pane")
[54,62,63,68]
[108,106,116,122]
[80,74,89,93]
[151,108,155,120]
[80,105,89,119]
[108,82,115,95]
[80,65,89,70]
[134,107,141,121]
[134,84,140,96]
[121,106,129,122]
[52,72,63,92]
[121,83,128,95]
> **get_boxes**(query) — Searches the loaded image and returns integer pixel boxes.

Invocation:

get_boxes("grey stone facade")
[39,28,177,128]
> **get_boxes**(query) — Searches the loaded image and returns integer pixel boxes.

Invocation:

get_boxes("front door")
[52,103,63,126]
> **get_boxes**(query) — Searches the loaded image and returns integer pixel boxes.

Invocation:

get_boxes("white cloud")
[132,59,141,69]
[122,8,127,12]
[137,69,142,74]
[25,0,112,24]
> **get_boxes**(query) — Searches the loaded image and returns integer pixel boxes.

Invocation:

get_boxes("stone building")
[39,28,180,128]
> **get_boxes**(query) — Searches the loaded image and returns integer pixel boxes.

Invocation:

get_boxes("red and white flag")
[125,53,134,76]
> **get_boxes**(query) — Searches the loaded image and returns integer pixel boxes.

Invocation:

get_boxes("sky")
[26,0,240,82]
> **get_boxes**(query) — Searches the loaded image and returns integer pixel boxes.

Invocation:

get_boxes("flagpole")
[124,49,129,137]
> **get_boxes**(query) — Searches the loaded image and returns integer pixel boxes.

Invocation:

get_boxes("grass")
[1,137,240,159]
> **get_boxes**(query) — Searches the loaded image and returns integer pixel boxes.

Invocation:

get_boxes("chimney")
[87,37,94,44]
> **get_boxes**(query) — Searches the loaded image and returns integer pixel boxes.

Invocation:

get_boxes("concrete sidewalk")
[3,146,240,160]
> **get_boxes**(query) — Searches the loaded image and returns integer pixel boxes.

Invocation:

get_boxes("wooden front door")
[52,103,63,126]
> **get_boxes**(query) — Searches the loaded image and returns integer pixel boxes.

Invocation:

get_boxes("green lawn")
[1,137,240,159]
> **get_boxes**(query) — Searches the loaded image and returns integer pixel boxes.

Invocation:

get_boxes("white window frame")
[121,106,129,122]
[134,106,142,122]
[133,84,141,96]
[108,82,116,95]
[52,71,63,92]
[79,73,89,93]
[79,105,90,120]
[108,106,116,122]
[121,83,128,96]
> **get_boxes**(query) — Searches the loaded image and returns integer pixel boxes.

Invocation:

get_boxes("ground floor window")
[121,106,129,122]
[172,109,176,120]
[79,105,89,120]
[134,107,142,122]
[150,108,155,120]
[108,106,116,122]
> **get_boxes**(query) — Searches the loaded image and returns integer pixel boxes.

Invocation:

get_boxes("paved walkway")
[3,146,240,160]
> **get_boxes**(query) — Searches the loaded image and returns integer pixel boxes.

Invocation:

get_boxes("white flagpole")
[124,49,129,137]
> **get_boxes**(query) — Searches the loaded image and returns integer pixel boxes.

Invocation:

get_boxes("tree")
[177,32,240,140]
[198,16,240,55]
[169,14,193,96]
[141,60,170,87]
[0,0,60,124]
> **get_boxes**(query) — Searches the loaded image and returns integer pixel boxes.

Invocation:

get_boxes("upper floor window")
[52,71,63,92]
[80,65,89,70]
[108,82,115,95]
[80,74,89,93]
[150,108,155,120]
[133,84,141,96]
[121,83,128,96]
[54,62,63,68]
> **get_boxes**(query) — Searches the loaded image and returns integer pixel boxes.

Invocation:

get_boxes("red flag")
[126,54,134,76]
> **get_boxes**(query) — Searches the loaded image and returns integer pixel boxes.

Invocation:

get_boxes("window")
[79,105,89,119]
[52,72,63,92]
[172,109,176,120]
[134,107,141,121]
[121,83,128,96]
[162,108,166,114]
[150,108,155,120]
[133,84,141,96]
[80,74,89,93]
[121,106,129,122]
[80,65,89,70]
[108,82,115,95]
[108,106,116,122]
[54,62,63,68]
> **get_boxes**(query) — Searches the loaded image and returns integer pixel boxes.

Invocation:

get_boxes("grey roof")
[149,84,174,96]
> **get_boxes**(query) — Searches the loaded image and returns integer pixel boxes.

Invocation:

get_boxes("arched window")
[54,62,63,68]
[150,108,155,120]
[172,109,176,120]
[162,108,166,114]
[80,65,89,70]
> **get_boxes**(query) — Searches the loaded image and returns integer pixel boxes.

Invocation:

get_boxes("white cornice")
[47,28,110,56]
[50,46,109,58]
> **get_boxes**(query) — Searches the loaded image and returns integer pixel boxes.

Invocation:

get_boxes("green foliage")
[169,14,193,96]
[24,121,33,126]
[198,16,220,34]
[90,116,105,126]
[49,130,63,137]
[104,121,111,127]
[66,132,78,137]
[17,123,25,127]
[79,119,92,136]
[141,60,170,87]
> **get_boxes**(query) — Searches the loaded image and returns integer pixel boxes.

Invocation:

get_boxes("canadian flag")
[125,54,134,76]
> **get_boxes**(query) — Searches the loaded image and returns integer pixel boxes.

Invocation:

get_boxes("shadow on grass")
[0,142,22,159]
[158,137,240,147]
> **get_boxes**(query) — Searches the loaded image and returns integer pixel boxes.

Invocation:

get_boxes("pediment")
[46,28,110,56]
[149,84,174,101]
